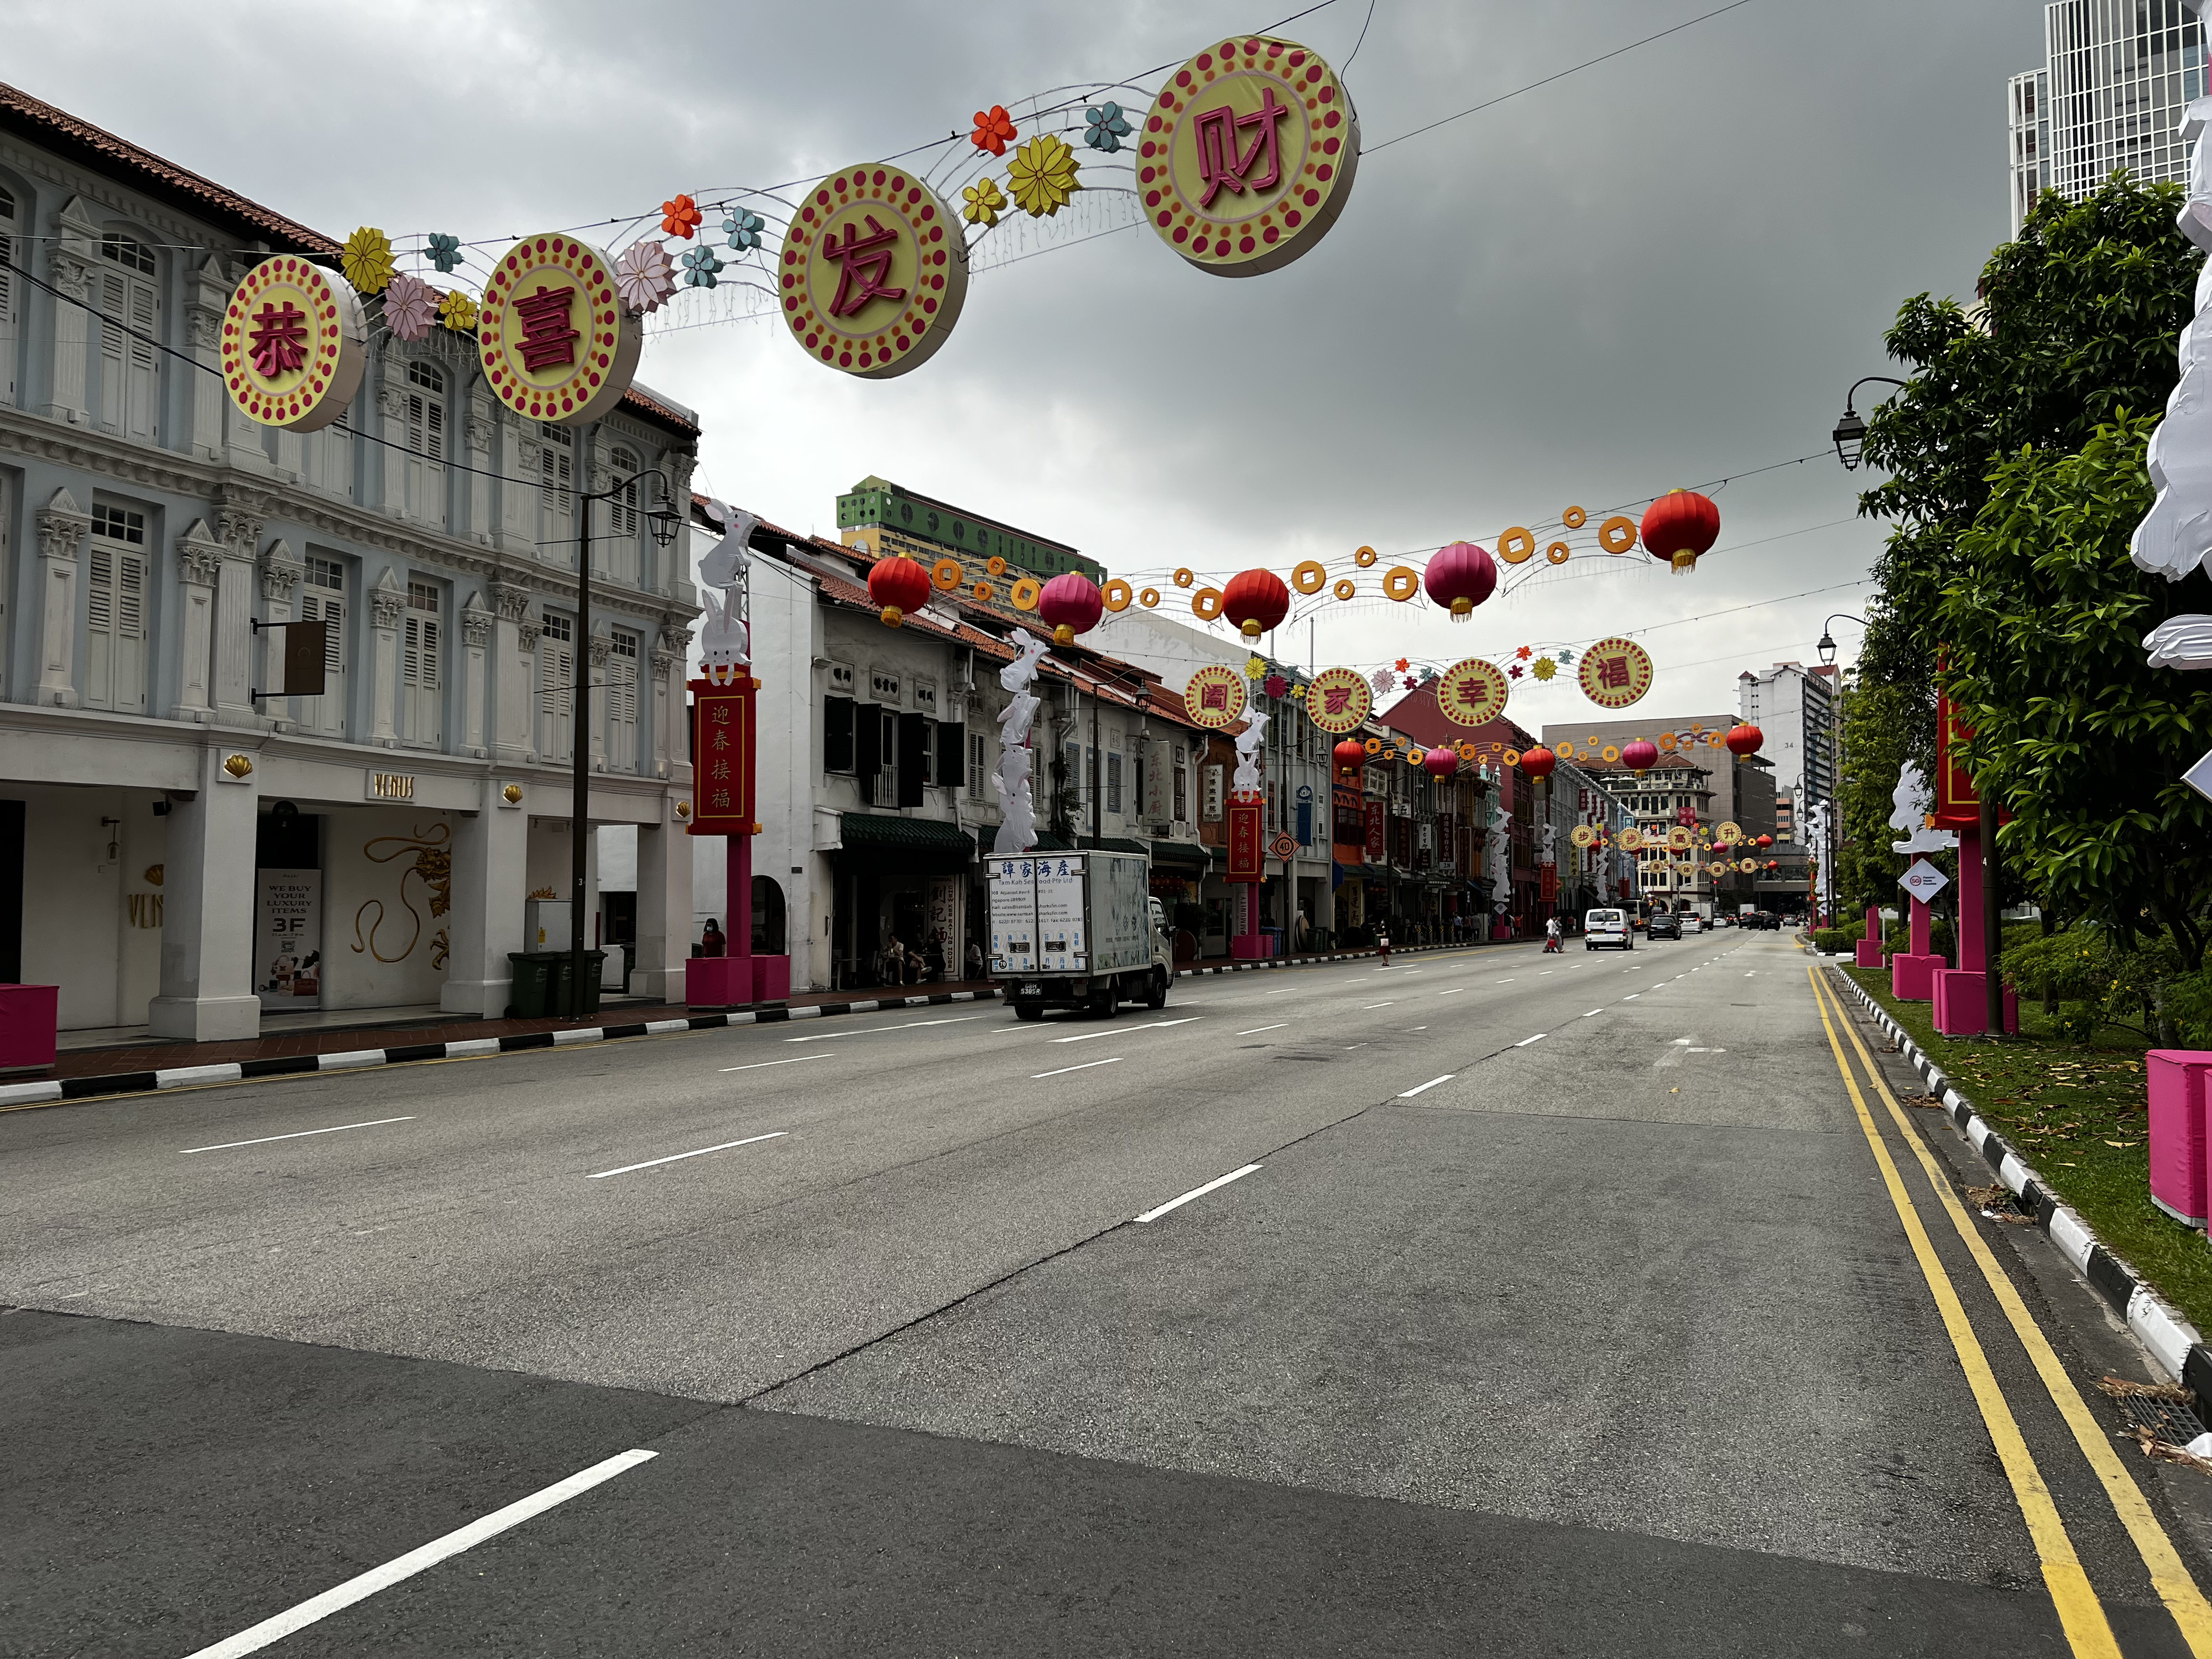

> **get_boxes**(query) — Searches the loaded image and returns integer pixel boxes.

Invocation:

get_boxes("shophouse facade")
[0,86,700,1039]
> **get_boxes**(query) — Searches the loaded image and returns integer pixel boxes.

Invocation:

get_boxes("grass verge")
[1839,963,2212,1337]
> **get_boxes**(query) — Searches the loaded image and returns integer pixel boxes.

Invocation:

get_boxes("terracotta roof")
[1,81,693,440]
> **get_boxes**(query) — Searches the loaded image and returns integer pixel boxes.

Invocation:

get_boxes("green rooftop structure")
[836,476,1104,583]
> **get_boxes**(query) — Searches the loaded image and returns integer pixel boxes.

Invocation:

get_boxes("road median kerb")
[1825,964,2212,1408]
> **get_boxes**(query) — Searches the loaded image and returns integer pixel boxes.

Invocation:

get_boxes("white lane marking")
[718,1056,834,1073]
[1052,1017,1202,1045]
[1745,971,1757,977]
[1582,1009,1604,1018]
[1266,988,1292,994]
[1136,1163,1262,1223]
[180,1117,414,1156]
[1539,970,1554,975]
[1032,1057,1123,1079]
[1237,1023,1290,1036]
[1399,1074,1455,1098]
[1407,1025,1428,1031]
[1656,1037,1694,1070]
[587,1130,787,1179]
[1360,1001,1396,1010]
[1624,993,1640,1000]
[1687,1046,1729,1053]
[180,1449,658,1659]
[1437,988,1465,995]
[1495,978,1515,983]
[1516,1033,1546,1046]
[785,1015,980,1044]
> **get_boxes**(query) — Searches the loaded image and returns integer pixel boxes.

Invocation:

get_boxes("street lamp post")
[570,461,682,1016]
[1814,614,1866,929]
[1830,377,1909,471]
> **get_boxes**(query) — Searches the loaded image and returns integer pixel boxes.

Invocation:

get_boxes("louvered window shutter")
[98,270,125,430]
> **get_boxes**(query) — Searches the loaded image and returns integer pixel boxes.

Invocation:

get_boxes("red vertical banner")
[1364,802,1386,862]
[1933,688,1977,828]
[1228,796,1264,881]
[1540,864,1558,901]
[688,676,757,836]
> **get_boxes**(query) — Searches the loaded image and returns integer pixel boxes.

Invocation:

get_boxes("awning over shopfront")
[1150,840,1214,871]
[840,812,975,871]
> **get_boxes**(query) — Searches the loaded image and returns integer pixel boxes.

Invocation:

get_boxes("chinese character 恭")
[823,214,907,320]
[1194,86,1290,209]
[1200,681,1229,711]
[1597,655,1632,691]
[513,283,580,372]
[248,300,309,379]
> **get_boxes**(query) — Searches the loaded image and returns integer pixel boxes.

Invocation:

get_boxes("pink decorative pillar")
[1892,896,1942,1001]
[1933,823,1989,1034]
[1855,904,1886,968]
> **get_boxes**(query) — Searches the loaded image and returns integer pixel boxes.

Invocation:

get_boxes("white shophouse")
[0,85,700,1039]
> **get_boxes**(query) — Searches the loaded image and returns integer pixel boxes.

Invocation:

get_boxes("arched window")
[97,230,158,441]
[0,186,17,402]
[752,877,787,954]
[610,445,640,536]
[404,359,445,460]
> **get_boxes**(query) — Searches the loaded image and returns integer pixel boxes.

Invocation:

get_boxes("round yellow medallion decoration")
[477,234,640,425]
[1142,35,1359,276]
[220,256,368,433]
[780,164,969,378]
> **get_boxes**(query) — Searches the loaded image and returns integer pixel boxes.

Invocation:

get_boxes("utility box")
[525,899,572,953]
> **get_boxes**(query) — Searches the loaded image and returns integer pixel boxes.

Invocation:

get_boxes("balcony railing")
[870,769,899,809]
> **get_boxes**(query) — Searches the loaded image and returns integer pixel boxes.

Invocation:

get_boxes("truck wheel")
[1146,969,1168,1009]
[1091,985,1118,1019]
[1015,1003,1044,1022]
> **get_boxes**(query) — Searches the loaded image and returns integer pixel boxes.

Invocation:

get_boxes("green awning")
[1079,836,1151,854]
[977,826,1075,855]
[839,812,975,857]
[1150,840,1211,869]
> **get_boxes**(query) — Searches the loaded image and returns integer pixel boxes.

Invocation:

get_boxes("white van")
[1584,907,1631,951]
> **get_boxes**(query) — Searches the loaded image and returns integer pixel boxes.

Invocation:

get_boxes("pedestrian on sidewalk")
[1376,924,1391,966]
[700,919,726,958]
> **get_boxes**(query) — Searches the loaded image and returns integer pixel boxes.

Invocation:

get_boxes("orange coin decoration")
[1577,636,1653,710]
[1183,663,1249,729]
[1303,666,1373,734]
[781,164,969,378]
[1142,35,1360,277]
[478,235,639,425]
[1435,658,1510,728]
[220,257,367,432]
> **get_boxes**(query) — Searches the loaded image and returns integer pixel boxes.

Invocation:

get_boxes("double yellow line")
[1807,967,2212,1656]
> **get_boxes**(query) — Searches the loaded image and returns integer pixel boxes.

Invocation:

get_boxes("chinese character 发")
[1200,682,1229,711]
[1597,655,1631,691]
[513,283,580,372]
[823,214,907,320]
[1194,86,1290,210]
[711,731,731,752]
[711,759,731,780]
[711,790,731,810]
[1323,686,1352,714]
[248,300,309,378]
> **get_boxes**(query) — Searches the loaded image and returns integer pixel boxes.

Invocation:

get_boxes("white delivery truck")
[987,849,1176,1020]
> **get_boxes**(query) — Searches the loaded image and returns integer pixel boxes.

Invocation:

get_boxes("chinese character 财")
[1194,86,1290,210]
[248,300,310,379]
[823,214,907,320]
[513,283,580,372]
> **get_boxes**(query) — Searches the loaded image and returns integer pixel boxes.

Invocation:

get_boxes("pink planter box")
[1932,971,2020,1036]
[1892,953,1943,1001]
[686,956,749,1010]
[2148,1050,2212,1228]
[1231,936,1276,961]
[1855,939,1886,968]
[0,984,58,1073]
[752,956,791,1003]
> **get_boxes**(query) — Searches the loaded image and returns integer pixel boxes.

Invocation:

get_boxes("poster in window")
[255,869,322,1009]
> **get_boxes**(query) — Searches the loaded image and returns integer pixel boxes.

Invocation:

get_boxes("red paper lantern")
[1037,572,1103,645]
[1724,722,1764,757]
[1333,738,1368,776]
[1620,739,1658,775]
[1221,568,1290,640]
[1520,745,1557,780]
[1425,745,1459,778]
[867,555,932,627]
[1640,489,1720,573]
[1423,541,1498,621]
[1756,834,1773,849]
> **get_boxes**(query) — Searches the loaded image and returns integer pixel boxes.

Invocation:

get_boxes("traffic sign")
[1900,858,1950,902]
[1269,831,1299,862]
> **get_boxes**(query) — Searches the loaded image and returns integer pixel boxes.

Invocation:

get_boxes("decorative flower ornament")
[1262,673,1288,700]
[680,244,722,288]
[341,226,396,295]
[436,288,479,333]
[724,209,764,252]
[1557,648,1575,665]
[1508,662,1525,680]
[426,232,463,274]
[1514,644,1533,661]
[615,239,677,314]
[382,272,437,342]
[1083,101,1132,153]
[1402,675,1418,690]
[661,194,703,239]
[961,176,1007,228]
[1007,133,1081,218]
[1394,658,1410,672]
[1370,667,1396,695]
[1532,656,1558,682]
[971,105,1018,155]
[1245,655,1267,680]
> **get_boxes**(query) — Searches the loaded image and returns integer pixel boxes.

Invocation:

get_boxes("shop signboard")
[254,869,322,1009]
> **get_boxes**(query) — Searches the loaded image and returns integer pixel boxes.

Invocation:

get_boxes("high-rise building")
[1738,664,1839,810]
[2009,1,2207,236]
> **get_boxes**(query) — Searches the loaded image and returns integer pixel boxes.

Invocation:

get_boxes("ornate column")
[440,775,530,1016]
[587,627,609,773]
[171,520,223,723]
[503,429,539,557]
[259,539,302,733]
[460,594,492,758]
[40,199,97,426]
[185,255,231,461]
[465,399,495,544]
[212,494,264,728]
[661,451,697,598]
[367,567,403,748]
[490,578,534,764]
[32,489,89,707]
[650,638,680,779]
[148,741,262,1042]
[658,618,692,783]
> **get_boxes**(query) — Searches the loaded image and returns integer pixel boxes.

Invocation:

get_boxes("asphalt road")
[5,933,2210,1655]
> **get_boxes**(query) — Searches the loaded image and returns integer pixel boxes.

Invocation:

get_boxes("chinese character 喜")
[823,215,907,320]
[513,284,580,372]
[1194,87,1290,210]
[248,300,309,379]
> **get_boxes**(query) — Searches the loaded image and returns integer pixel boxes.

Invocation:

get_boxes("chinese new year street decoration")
[340,226,395,295]
[1640,488,1721,573]
[1436,658,1510,728]
[1577,637,1653,709]
[1423,541,1497,619]
[781,165,969,379]
[1037,572,1104,644]
[867,555,933,627]
[220,255,368,434]
[1221,567,1290,640]
[1183,664,1249,728]
[476,234,640,425]
[1006,133,1083,217]
[688,676,758,836]
[1305,666,1373,733]
[1724,722,1764,757]
[1143,35,1359,277]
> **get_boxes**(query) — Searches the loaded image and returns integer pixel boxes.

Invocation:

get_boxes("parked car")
[1584,907,1632,951]
[1646,912,1681,941]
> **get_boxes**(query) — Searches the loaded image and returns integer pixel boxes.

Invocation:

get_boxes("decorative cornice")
[259,536,302,601]
[518,615,544,653]
[46,248,92,302]
[588,636,611,669]
[490,580,533,623]
[35,486,90,562]
[175,519,223,587]
[460,602,493,648]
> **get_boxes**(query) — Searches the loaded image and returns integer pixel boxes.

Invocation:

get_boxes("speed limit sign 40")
[1270,831,1299,862]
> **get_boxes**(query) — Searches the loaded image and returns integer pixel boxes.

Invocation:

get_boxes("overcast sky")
[12,0,2047,724]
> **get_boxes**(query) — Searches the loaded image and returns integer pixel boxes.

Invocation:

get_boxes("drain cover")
[2109,1387,2208,1447]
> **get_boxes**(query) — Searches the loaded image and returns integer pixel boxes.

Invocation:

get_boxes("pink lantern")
[1424,541,1498,620]
[1037,572,1104,645]
[1621,739,1658,775]
[1424,746,1458,778]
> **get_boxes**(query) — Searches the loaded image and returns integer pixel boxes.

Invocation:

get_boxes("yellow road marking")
[1807,966,2120,1657]
[1812,968,2212,1655]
